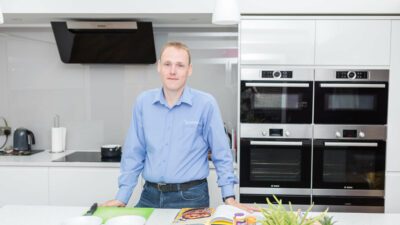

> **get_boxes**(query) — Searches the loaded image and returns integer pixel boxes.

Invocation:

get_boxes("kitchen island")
[0,205,399,225]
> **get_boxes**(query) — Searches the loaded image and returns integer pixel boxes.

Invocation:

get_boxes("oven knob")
[285,131,290,137]
[335,131,342,138]
[273,71,282,78]
[261,131,268,136]
[359,131,365,138]
[347,71,357,79]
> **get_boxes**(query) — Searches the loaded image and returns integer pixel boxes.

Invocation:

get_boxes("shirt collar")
[152,86,193,107]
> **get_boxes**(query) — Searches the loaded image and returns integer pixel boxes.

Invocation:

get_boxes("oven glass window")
[250,148,301,182]
[254,93,301,109]
[322,148,384,189]
[326,94,376,111]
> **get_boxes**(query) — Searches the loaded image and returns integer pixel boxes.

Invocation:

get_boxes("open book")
[173,205,261,225]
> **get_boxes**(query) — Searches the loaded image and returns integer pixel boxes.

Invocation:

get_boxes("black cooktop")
[0,149,44,156]
[53,151,121,163]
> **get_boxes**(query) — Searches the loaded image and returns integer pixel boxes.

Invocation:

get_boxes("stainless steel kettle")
[13,128,35,151]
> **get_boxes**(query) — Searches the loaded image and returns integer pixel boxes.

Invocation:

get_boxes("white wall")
[0,27,238,150]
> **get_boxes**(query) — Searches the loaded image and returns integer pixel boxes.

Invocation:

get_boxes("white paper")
[51,127,66,153]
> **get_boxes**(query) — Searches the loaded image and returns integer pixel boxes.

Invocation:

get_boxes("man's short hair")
[159,41,191,64]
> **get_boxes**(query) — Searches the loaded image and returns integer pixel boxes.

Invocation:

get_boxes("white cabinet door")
[0,166,49,206]
[49,167,142,206]
[240,20,315,65]
[387,20,400,172]
[385,172,400,213]
[315,20,391,65]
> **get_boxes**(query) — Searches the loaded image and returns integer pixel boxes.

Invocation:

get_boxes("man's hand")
[100,199,126,207]
[224,197,259,213]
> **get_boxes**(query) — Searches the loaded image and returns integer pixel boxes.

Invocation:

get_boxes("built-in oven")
[312,125,386,212]
[240,68,313,124]
[314,69,388,125]
[239,124,312,207]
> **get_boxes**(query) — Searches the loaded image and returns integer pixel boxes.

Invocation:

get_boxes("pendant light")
[212,0,240,25]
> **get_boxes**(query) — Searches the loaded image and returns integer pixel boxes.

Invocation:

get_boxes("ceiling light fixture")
[212,0,240,25]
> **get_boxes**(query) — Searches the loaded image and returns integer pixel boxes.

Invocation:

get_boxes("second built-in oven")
[240,68,313,124]
[240,124,312,207]
[312,125,386,212]
[314,69,388,125]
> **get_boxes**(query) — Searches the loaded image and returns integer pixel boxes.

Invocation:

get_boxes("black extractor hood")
[51,21,156,64]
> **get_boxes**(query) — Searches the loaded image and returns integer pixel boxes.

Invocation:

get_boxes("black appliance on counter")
[312,125,386,213]
[53,152,121,163]
[240,68,313,124]
[314,69,388,124]
[13,128,35,151]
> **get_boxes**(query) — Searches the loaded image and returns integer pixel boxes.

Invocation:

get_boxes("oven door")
[240,81,313,123]
[240,138,311,188]
[314,82,388,124]
[313,139,386,195]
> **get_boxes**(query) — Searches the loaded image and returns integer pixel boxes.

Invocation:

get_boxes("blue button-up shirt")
[116,86,237,204]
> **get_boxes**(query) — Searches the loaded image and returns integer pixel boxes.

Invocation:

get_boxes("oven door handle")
[320,83,386,88]
[245,83,310,88]
[250,141,303,146]
[324,142,378,147]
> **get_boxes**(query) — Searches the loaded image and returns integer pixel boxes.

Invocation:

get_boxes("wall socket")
[0,126,11,136]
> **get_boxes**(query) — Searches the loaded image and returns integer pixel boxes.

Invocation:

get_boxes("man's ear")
[157,59,161,73]
[188,64,193,77]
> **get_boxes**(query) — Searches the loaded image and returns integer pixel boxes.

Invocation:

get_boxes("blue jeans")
[135,181,210,208]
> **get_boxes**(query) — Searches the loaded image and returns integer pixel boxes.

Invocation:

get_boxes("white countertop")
[0,205,400,225]
[0,150,226,169]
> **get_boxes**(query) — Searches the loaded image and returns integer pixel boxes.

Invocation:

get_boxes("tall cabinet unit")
[385,20,400,213]
[239,16,396,212]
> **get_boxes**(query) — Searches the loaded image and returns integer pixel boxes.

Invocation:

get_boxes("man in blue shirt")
[103,42,255,211]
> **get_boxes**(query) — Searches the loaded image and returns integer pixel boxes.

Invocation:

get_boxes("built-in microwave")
[240,68,313,124]
[314,69,388,125]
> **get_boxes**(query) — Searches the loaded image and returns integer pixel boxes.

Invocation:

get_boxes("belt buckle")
[157,182,167,191]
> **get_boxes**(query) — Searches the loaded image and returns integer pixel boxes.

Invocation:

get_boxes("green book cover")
[92,207,154,223]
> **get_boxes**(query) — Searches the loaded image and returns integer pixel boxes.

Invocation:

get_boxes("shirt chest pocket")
[182,121,203,137]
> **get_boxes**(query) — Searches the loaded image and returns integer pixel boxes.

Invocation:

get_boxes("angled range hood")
[51,21,156,64]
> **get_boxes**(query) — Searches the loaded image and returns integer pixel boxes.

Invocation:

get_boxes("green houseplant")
[259,196,335,225]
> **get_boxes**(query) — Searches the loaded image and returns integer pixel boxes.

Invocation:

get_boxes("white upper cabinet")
[240,20,315,65]
[315,20,391,65]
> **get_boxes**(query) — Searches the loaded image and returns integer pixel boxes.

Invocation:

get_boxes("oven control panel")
[262,70,293,79]
[335,129,365,138]
[336,71,369,79]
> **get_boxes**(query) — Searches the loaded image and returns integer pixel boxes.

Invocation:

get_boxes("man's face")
[158,46,192,93]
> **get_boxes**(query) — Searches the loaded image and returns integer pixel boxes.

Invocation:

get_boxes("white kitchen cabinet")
[0,166,49,206]
[48,167,143,206]
[315,20,391,65]
[385,172,400,213]
[240,20,315,65]
[387,20,400,172]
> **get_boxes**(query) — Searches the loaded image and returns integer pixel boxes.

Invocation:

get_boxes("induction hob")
[53,151,121,163]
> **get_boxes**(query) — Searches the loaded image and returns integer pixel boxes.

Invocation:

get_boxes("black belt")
[146,179,207,192]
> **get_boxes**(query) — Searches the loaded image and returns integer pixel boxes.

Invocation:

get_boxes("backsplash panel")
[0,27,238,150]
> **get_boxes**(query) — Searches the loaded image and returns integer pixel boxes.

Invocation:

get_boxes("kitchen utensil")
[84,203,98,216]
[13,128,35,151]
[101,144,122,158]
[61,216,102,225]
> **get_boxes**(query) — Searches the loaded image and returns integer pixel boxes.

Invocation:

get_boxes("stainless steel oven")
[314,69,388,125]
[239,124,312,207]
[240,68,313,124]
[312,125,386,212]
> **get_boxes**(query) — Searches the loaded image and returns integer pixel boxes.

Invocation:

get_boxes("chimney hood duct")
[51,21,157,64]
